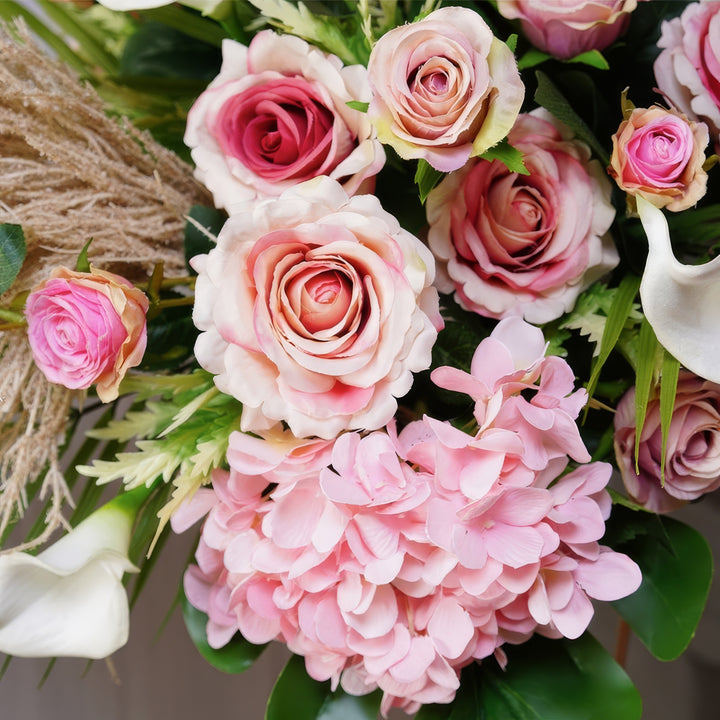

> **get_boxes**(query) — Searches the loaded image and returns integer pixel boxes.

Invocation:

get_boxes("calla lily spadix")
[0,489,147,659]
[636,195,720,384]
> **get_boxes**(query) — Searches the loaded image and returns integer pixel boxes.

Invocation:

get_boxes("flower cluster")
[179,319,640,713]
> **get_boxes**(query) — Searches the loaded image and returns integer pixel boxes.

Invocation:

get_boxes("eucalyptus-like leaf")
[636,196,720,383]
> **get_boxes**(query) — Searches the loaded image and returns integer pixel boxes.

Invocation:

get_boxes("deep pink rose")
[191,177,441,440]
[609,106,709,211]
[184,31,385,210]
[426,110,617,323]
[366,6,524,172]
[655,1,720,151]
[614,371,720,513]
[25,267,149,402]
[497,0,639,59]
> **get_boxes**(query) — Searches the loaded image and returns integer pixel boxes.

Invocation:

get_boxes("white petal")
[637,196,720,383]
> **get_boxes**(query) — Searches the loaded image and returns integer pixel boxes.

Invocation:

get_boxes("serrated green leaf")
[517,47,551,70]
[566,49,610,70]
[266,655,381,720]
[505,33,518,54]
[633,318,660,472]
[346,100,369,112]
[658,351,680,485]
[0,224,26,295]
[534,70,609,163]
[478,138,528,175]
[181,590,266,673]
[584,274,641,408]
[612,514,712,661]
[415,159,445,204]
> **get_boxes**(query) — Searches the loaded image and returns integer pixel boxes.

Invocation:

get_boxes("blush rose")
[25,267,149,403]
[426,110,617,323]
[609,106,709,211]
[184,31,384,211]
[614,371,720,513]
[497,0,639,60]
[654,1,720,151]
[366,6,524,173]
[191,177,442,440]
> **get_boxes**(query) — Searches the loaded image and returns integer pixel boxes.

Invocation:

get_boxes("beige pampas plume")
[0,20,211,550]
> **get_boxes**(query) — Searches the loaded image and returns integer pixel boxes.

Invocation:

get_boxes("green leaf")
[517,47,551,70]
[75,238,93,273]
[0,224,26,295]
[265,655,381,720]
[612,514,712,661]
[534,70,609,163]
[566,49,610,70]
[346,100,369,113]
[633,318,660,472]
[478,138,528,175]
[658,351,680,485]
[505,33,518,54]
[184,205,227,272]
[181,590,267,673]
[415,159,445,204]
[584,274,641,408]
[140,4,227,48]
[418,635,640,720]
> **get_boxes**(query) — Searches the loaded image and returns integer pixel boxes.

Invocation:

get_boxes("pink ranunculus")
[497,0,639,60]
[654,1,720,151]
[366,6,524,172]
[184,32,385,211]
[25,266,149,403]
[191,176,441,440]
[427,110,618,324]
[614,371,720,513]
[609,106,709,211]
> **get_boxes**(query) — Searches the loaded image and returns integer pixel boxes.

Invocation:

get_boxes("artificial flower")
[654,0,720,151]
[184,32,384,210]
[636,195,720,384]
[97,0,227,16]
[497,0,639,60]
[191,176,441,440]
[609,106,709,211]
[0,491,142,659]
[614,371,720,513]
[25,266,149,403]
[427,110,617,323]
[366,5,524,172]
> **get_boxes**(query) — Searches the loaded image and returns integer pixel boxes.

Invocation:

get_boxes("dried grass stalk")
[0,22,211,549]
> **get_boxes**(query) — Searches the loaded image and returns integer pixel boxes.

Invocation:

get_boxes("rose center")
[286,267,355,336]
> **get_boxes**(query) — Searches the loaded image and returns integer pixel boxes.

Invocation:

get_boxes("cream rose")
[366,6,524,172]
[191,177,441,440]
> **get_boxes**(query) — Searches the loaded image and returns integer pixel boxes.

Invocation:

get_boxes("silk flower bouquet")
[0,0,718,717]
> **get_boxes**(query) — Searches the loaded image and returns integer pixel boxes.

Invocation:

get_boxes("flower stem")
[614,618,631,667]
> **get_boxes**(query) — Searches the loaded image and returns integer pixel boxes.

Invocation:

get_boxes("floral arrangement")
[0,0,719,717]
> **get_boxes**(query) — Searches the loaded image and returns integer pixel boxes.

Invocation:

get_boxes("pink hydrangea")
[177,318,640,714]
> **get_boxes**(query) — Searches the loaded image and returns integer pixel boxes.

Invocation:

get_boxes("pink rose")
[25,267,149,402]
[654,1,720,151]
[184,32,385,211]
[609,106,709,212]
[191,177,441,440]
[614,371,720,513]
[366,6,524,172]
[426,110,617,323]
[497,0,639,60]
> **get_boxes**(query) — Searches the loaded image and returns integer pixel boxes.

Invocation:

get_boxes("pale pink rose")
[497,0,639,59]
[609,106,709,211]
[366,6,524,172]
[654,1,720,151]
[25,267,148,403]
[427,110,617,323]
[191,177,441,440]
[614,371,720,513]
[184,32,384,211]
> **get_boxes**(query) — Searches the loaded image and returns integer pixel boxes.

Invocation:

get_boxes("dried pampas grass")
[0,21,211,549]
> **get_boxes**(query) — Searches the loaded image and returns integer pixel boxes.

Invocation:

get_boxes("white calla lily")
[637,195,720,383]
[0,491,144,659]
